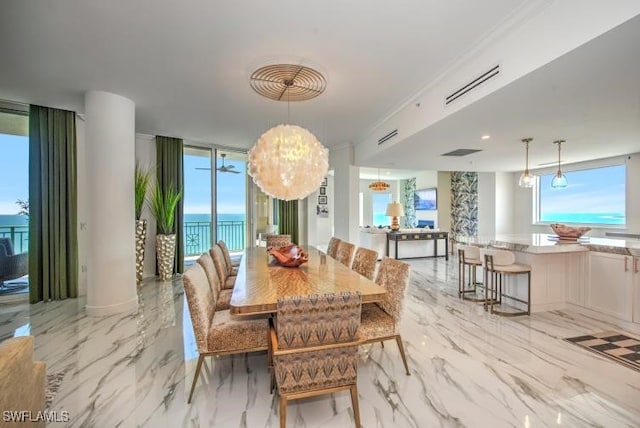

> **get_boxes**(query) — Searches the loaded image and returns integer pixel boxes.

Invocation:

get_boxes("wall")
[76,117,87,295]
[437,171,452,232]
[451,172,478,239]
[305,174,333,248]
[477,173,495,237]
[495,171,515,235]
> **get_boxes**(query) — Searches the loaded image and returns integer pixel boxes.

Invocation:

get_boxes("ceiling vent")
[442,149,482,157]
[445,65,500,105]
[377,129,398,145]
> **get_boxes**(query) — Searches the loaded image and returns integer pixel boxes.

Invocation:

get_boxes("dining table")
[230,246,387,316]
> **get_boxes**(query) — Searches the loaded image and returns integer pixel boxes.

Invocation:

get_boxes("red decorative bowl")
[267,244,309,267]
[550,223,591,240]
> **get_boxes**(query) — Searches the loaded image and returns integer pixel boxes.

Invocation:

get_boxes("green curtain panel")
[156,135,184,274]
[277,200,299,244]
[28,105,78,303]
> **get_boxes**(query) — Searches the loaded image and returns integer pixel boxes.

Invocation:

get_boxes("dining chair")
[183,263,269,404]
[266,234,292,248]
[217,240,240,275]
[326,236,341,259]
[336,241,356,267]
[351,247,378,280]
[196,253,232,310]
[359,257,411,375]
[271,291,362,428]
[210,245,236,290]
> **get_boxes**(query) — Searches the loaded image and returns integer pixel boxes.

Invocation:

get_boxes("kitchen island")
[457,234,640,323]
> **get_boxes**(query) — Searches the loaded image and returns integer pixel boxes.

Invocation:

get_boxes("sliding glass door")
[183,146,213,259]
[215,151,247,252]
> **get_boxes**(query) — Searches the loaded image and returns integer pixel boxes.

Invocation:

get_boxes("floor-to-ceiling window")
[215,151,247,251]
[182,146,213,259]
[0,108,29,295]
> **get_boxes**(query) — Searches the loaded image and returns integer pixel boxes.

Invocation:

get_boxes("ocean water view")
[540,212,625,225]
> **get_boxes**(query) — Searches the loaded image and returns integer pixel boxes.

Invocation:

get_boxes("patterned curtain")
[277,200,298,244]
[156,136,184,274]
[400,177,416,228]
[450,172,478,241]
[28,105,78,302]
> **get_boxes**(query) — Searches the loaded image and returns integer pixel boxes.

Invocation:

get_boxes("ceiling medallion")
[247,64,329,201]
[249,64,326,102]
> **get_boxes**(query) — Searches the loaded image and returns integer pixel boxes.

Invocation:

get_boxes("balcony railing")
[1,222,245,259]
[0,226,29,254]
[184,220,245,256]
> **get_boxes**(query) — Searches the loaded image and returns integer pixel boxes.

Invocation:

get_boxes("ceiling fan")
[195,153,241,173]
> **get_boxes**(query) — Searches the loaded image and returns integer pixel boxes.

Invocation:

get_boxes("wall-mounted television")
[414,188,437,210]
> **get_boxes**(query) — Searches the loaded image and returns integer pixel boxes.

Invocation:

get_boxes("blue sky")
[539,164,625,214]
[0,134,29,214]
[0,133,246,216]
[183,152,246,214]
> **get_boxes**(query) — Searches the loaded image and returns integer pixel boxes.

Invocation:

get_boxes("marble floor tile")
[1,255,639,427]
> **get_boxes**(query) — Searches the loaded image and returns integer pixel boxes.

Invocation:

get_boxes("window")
[372,193,391,226]
[538,164,626,225]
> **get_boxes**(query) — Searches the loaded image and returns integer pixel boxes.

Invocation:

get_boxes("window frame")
[534,159,627,227]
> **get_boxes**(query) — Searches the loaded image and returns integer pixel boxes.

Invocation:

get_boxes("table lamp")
[385,201,404,232]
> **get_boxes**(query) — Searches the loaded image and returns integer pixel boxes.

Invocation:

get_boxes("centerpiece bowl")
[550,223,591,240]
[267,244,309,267]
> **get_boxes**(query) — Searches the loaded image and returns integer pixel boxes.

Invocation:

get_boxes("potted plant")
[149,182,181,281]
[134,163,151,284]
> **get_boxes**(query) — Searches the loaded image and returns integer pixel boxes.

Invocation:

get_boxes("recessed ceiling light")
[481,135,490,140]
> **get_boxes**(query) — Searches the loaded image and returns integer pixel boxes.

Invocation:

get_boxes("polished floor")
[1,256,639,427]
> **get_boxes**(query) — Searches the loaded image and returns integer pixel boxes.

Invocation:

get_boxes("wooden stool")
[480,248,531,316]
[457,245,483,301]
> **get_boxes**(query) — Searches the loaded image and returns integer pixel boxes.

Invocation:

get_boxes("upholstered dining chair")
[271,291,362,428]
[217,240,240,275]
[336,241,356,267]
[326,236,341,259]
[359,257,411,375]
[351,247,378,280]
[266,234,292,248]
[196,253,232,311]
[210,245,236,290]
[183,263,269,404]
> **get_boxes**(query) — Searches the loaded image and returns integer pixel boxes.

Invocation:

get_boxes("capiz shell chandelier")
[248,124,329,201]
[248,64,329,201]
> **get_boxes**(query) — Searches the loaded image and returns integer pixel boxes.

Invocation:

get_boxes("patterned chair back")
[274,292,362,396]
[183,263,214,353]
[196,253,221,298]
[375,257,411,323]
[217,240,234,272]
[266,234,292,248]
[0,238,14,257]
[276,291,361,349]
[336,241,355,267]
[351,247,378,280]
[326,237,341,258]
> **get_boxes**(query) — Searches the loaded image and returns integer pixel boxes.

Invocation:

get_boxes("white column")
[85,91,138,316]
[330,145,360,243]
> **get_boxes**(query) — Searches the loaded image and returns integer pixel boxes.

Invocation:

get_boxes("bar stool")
[480,248,531,316]
[457,245,483,301]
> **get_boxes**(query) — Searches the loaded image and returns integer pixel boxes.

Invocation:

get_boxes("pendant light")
[551,139,568,188]
[518,137,535,188]
[369,168,390,191]
[247,64,329,201]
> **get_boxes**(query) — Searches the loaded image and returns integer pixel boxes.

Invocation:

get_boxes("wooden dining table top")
[229,246,386,316]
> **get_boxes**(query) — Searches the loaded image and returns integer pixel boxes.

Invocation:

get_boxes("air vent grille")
[378,129,398,145]
[445,65,500,105]
[442,149,482,157]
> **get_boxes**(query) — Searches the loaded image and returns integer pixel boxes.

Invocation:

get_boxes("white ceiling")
[0,1,639,175]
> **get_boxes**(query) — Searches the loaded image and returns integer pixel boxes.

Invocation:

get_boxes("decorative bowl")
[549,223,591,240]
[267,244,309,267]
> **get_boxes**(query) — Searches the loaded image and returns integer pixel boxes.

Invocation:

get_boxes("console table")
[387,231,449,261]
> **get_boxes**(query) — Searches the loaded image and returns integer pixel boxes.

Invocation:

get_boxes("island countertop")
[458,233,640,255]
